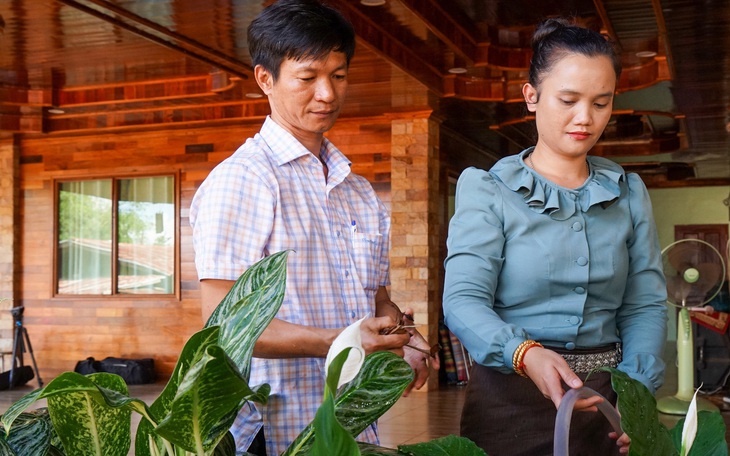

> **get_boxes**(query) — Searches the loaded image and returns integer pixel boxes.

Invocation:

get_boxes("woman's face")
[523,53,616,160]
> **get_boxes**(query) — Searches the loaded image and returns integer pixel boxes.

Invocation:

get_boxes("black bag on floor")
[74,357,156,384]
[74,357,100,375]
[0,365,35,390]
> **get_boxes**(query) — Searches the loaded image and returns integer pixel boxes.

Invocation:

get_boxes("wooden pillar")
[389,113,441,390]
[0,134,19,366]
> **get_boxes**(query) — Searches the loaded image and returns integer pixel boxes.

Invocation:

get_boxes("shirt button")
[576,256,588,266]
[570,194,577,200]
[351,311,356,318]
[574,286,586,294]
[572,222,583,232]
[337,231,341,237]
[345,271,349,277]
[565,342,576,350]
[569,316,580,325]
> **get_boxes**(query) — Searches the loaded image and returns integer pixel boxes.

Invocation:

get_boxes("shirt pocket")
[351,232,382,290]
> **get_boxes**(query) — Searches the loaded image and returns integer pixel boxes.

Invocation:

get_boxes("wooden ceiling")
[1,0,729,186]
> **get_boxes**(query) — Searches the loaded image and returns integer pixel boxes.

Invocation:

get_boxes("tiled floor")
[1,352,730,454]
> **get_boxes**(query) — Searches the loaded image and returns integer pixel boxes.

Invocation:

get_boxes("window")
[56,175,176,295]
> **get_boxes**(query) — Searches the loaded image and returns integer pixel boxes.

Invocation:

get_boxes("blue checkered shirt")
[190,117,390,454]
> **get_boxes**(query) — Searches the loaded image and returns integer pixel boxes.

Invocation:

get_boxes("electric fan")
[656,238,725,415]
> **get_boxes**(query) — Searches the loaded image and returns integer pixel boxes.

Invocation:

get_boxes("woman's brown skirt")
[461,364,620,456]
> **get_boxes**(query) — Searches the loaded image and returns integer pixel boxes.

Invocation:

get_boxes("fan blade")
[692,262,724,295]
[666,275,692,305]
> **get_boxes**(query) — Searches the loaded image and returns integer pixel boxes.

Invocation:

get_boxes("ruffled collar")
[491,147,625,221]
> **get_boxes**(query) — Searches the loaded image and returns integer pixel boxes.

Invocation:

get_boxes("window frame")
[52,172,180,299]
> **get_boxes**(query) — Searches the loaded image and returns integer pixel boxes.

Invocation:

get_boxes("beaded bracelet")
[513,340,543,378]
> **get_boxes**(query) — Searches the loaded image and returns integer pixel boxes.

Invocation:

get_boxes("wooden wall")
[18,115,393,380]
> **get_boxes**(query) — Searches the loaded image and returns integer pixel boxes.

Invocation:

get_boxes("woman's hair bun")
[532,18,572,47]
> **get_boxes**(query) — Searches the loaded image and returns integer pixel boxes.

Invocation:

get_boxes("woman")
[442,18,667,456]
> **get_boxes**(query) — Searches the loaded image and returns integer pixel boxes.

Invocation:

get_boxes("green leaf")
[670,411,728,456]
[311,349,360,456]
[206,250,289,328]
[334,352,413,437]
[357,443,402,455]
[135,326,221,456]
[217,288,271,380]
[0,438,17,456]
[211,431,236,456]
[46,372,131,456]
[154,345,264,454]
[399,435,488,456]
[208,251,290,381]
[1,389,44,435]
[1,372,152,456]
[599,368,678,456]
[285,352,413,456]
[1,408,53,456]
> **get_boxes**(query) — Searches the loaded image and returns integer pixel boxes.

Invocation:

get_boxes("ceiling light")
[361,0,386,5]
[635,50,657,58]
[47,107,65,114]
[448,67,468,74]
[245,92,264,99]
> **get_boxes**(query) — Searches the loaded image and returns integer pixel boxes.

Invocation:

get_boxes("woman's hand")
[522,347,601,411]
[609,413,631,454]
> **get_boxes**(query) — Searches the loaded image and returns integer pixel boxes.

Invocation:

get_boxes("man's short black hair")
[248,0,356,80]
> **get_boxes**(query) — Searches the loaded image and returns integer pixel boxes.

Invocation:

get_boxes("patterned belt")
[551,343,622,374]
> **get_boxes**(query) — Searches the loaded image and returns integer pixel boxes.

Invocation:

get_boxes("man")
[189,1,439,454]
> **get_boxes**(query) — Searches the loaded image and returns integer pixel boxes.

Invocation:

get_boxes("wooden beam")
[56,0,253,80]
[330,0,444,95]
[396,0,483,65]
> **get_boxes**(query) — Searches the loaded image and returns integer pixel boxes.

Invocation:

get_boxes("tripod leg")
[22,328,43,388]
[8,323,23,390]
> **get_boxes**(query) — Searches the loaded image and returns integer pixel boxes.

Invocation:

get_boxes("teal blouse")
[443,148,668,393]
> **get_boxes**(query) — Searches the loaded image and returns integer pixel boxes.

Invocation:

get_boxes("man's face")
[256,51,348,145]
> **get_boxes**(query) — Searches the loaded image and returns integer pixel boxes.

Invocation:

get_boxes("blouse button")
[565,342,576,350]
[569,316,580,325]
[574,286,586,294]
[576,256,588,266]
[345,271,350,277]
[572,222,583,232]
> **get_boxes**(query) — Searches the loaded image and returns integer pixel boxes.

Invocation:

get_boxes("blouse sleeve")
[443,167,529,373]
[615,173,668,393]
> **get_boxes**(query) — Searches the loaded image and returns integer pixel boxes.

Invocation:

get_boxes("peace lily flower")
[325,316,367,389]
[680,387,700,456]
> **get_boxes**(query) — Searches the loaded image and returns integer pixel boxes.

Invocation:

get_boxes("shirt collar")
[259,116,352,171]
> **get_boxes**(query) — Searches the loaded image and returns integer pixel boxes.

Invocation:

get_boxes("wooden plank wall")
[19,116,393,380]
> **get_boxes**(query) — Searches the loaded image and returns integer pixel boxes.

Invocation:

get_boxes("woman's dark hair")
[247,0,356,80]
[529,18,621,88]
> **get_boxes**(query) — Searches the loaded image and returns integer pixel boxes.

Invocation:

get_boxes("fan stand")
[656,304,719,415]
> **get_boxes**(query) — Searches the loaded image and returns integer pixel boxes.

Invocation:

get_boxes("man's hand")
[359,316,410,356]
[402,329,440,395]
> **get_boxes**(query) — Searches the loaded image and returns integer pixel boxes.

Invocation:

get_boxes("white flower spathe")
[325,316,367,389]
[680,387,700,456]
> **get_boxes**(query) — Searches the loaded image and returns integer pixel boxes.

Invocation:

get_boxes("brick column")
[0,134,18,366]
[389,114,441,390]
